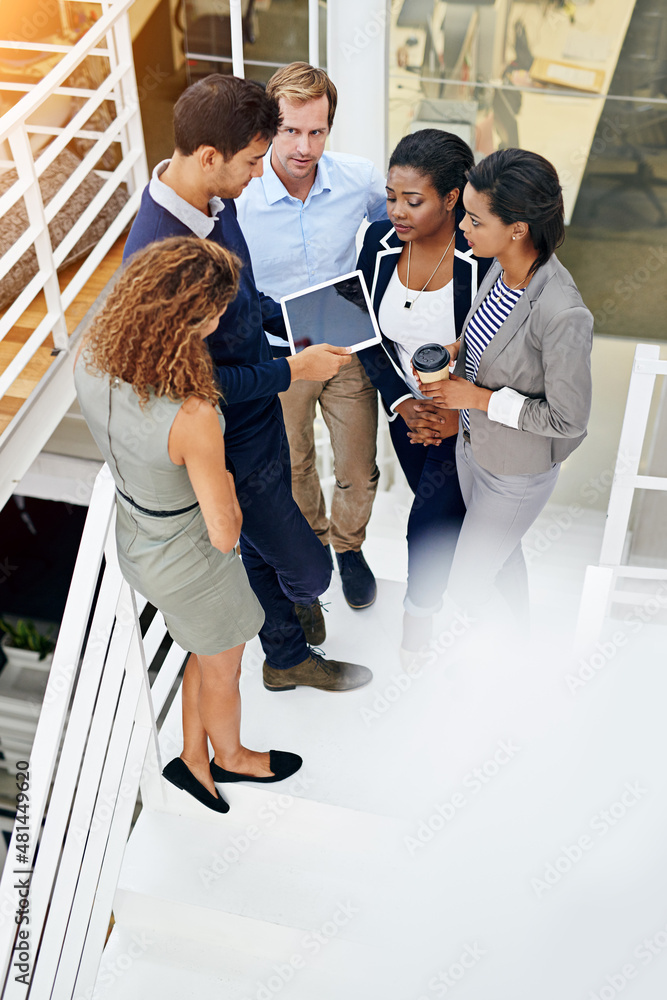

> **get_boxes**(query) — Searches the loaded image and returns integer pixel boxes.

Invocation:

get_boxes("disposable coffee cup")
[412,343,451,383]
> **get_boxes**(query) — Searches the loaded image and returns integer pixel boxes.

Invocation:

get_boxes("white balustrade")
[575,343,667,652]
[0,467,186,998]
[0,0,148,406]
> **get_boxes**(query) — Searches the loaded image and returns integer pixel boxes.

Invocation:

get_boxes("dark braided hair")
[466,148,564,276]
[388,129,474,206]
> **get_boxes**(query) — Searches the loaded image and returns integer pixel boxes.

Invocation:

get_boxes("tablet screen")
[280,271,382,354]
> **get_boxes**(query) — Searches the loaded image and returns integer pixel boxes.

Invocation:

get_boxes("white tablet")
[280,270,382,355]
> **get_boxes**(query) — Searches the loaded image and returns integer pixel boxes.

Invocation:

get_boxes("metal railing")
[0,466,186,999]
[0,0,148,409]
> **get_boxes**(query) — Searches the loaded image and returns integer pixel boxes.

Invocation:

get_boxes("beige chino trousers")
[279,354,379,553]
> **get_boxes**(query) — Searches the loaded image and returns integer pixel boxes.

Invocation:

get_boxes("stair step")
[157,577,439,820]
[114,802,405,950]
[95,922,383,1000]
[94,502,667,1000]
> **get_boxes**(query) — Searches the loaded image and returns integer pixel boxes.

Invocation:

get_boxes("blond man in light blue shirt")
[237,63,387,622]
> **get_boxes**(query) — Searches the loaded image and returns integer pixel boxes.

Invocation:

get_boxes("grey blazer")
[453,255,593,475]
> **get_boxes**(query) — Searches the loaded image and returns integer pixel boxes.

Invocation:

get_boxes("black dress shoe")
[210,750,302,784]
[163,757,230,813]
[336,549,377,609]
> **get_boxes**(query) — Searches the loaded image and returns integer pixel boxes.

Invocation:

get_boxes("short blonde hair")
[266,62,337,129]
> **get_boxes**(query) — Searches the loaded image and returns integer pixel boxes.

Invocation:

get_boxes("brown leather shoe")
[263,650,373,692]
[294,600,326,646]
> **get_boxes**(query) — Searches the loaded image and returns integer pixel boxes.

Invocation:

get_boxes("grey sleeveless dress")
[75,354,264,654]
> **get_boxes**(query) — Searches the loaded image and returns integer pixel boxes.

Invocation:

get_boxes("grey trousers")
[448,433,560,621]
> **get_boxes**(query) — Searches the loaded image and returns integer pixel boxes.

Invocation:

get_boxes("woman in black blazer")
[357,130,491,656]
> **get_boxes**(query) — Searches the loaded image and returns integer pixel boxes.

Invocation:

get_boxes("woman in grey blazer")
[416,148,593,626]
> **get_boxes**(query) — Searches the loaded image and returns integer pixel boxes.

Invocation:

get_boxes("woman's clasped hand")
[413,373,493,418]
[397,396,453,446]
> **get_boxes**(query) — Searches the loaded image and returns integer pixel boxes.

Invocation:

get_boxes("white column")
[229,0,245,78]
[309,0,320,68]
[326,0,389,172]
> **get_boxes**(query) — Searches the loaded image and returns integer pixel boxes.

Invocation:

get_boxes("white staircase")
[1,477,666,998]
[0,0,148,510]
[91,493,667,1000]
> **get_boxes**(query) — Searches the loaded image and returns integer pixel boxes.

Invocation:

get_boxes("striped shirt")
[461,273,524,431]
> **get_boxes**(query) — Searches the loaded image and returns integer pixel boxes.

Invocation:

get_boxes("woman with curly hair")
[75,237,302,814]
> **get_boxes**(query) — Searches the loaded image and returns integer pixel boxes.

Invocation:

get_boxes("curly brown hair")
[83,237,240,405]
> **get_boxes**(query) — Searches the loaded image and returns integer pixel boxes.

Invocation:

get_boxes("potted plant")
[0,617,56,673]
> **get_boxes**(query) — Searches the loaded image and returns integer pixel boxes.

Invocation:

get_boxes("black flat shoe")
[210,750,302,784]
[163,757,230,813]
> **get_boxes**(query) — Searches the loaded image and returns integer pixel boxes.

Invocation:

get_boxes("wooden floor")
[0,237,126,437]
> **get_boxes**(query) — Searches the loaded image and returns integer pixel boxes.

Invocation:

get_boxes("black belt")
[116,488,199,518]
[462,429,471,443]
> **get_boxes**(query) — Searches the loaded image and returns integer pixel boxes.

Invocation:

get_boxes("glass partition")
[183,0,327,87]
[389,0,667,340]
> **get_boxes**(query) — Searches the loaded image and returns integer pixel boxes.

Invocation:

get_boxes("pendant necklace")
[494,269,528,303]
[404,231,455,310]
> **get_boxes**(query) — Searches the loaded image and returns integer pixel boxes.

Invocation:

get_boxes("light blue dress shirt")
[236,148,388,302]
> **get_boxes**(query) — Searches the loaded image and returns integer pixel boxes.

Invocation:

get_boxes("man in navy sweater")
[124,75,372,693]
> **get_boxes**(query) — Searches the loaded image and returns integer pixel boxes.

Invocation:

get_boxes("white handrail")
[0,1,134,144]
[0,0,148,443]
[575,343,667,652]
[0,466,187,998]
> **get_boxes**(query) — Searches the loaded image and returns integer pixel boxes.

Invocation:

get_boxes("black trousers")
[388,417,466,615]
[233,414,331,668]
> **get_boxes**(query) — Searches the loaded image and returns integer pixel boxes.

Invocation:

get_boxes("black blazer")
[357,212,492,417]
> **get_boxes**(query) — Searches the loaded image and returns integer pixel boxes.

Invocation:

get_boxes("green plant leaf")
[0,618,55,656]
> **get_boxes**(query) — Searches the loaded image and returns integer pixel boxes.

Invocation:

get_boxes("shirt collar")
[311,154,331,197]
[261,148,332,205]
[149,159,225,238]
